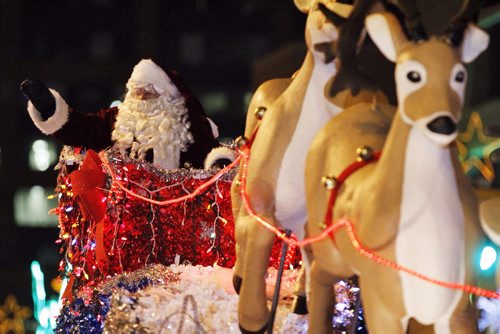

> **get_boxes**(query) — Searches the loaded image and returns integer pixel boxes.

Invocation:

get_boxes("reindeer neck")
[273,53,337,238]
[278,52,339,125]
[366,113,410,202]
[393,113,465,316]
[307,53,337,89]
[400,121,462,226]
[363,110,461,225]
[300,53,340,118]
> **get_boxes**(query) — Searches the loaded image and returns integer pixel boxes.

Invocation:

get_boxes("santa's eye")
[407,71,421,83]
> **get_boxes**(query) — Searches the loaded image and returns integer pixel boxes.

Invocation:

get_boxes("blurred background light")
[28,140,57,172]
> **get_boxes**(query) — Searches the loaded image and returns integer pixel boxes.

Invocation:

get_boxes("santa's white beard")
[111,94,194,170]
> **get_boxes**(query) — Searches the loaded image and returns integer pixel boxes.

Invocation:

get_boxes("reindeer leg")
[232,248,244,293]
[434,292,479,334]
[292,242,313,314]
[308,260,336,334]
[360,278,407,334]
[232,211,246,294]
[292,266,308,314]
[406,319,434,334]
[237,216,276,333]
[292,227,312,315]
[231,175,245,294]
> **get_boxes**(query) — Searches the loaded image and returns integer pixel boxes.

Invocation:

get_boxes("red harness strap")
[323,151,381,233]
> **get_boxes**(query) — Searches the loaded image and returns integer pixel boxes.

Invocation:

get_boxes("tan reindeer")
[229,0,394,332]
[304,10,490,334]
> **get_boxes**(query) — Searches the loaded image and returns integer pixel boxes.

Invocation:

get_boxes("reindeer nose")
[426,116,457,135]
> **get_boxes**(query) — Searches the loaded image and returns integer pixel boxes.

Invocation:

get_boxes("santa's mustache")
[121,94,186,117]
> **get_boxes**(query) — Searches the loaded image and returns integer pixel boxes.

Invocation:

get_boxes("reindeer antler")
[384,0,427,41]
[320,0,484,96]
[326,0,484,98]
[326,0,427,96]
[445,0,485,46]
[327,0,379,96]
[318,2,348,27]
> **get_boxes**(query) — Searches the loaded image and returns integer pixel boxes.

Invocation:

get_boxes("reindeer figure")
[229,0,396,331]
[304,9,489,334]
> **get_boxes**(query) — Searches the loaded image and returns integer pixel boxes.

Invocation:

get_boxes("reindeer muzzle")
[426,116,457,135]
[414,112,458,147]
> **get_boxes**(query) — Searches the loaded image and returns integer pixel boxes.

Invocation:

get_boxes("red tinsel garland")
[55,148,302,293]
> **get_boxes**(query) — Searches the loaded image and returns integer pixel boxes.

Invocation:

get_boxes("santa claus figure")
[21,59,234,169]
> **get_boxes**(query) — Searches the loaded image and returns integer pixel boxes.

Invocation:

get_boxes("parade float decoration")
[21,0,500,332]
[49,147,366,333]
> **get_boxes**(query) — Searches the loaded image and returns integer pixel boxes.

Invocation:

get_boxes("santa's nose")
[132,88,160,100]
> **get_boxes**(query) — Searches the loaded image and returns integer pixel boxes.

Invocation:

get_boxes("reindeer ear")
[461,24,489,63]
[365,13,408,62]
[294,0,314,13]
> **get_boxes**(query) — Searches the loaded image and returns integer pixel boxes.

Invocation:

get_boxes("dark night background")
[0,0,499,331]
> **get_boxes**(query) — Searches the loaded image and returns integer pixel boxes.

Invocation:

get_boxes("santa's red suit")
[26,59,234,169]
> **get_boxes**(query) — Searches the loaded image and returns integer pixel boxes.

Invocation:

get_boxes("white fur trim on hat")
[203,146,236,170]
[126,59,180,97]
[207,117,219,138]
[27,89,69,135]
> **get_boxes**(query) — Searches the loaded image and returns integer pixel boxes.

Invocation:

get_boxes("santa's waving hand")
[20,59,235,170]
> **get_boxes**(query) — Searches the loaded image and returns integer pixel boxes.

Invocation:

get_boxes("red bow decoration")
[68,150,109,286]
[61,150,110,303]
[70,149,107,221]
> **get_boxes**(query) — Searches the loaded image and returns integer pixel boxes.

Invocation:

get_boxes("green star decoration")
[457,112,500,184]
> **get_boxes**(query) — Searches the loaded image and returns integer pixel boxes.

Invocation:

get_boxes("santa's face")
[121,90,165,116]
[129,87,160,100]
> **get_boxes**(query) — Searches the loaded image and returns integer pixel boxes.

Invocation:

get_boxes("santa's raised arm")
[21,59,235,169]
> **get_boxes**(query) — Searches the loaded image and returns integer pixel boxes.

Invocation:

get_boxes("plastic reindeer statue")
[229,0,395,332]
[304,8,489,334]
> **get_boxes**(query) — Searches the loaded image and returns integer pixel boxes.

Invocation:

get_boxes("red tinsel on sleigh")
[53,148,302,296]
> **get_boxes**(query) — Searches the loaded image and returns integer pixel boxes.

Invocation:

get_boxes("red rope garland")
[237,143,500,299]
[238,146,339,248]
[330,218,500,299]
[96,140,500,299]
[99,152,241,206]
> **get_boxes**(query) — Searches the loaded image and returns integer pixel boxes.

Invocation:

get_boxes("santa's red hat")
[126,59,181,98]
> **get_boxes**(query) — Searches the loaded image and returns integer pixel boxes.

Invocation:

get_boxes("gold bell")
[183,161,193,169]
[321,175,337,190]
[356,146,374,162]
[235,136,249,149]
[254,106,267,120]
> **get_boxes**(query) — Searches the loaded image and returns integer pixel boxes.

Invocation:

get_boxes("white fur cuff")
[27,89,69,135]
[207,117,219,138]
[204,146,236,170]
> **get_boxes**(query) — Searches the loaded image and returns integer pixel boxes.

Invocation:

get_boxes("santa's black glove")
[20,79,56,121]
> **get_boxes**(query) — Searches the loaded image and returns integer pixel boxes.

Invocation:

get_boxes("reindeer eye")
[455,71,465,83]
[407,71,421,83]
